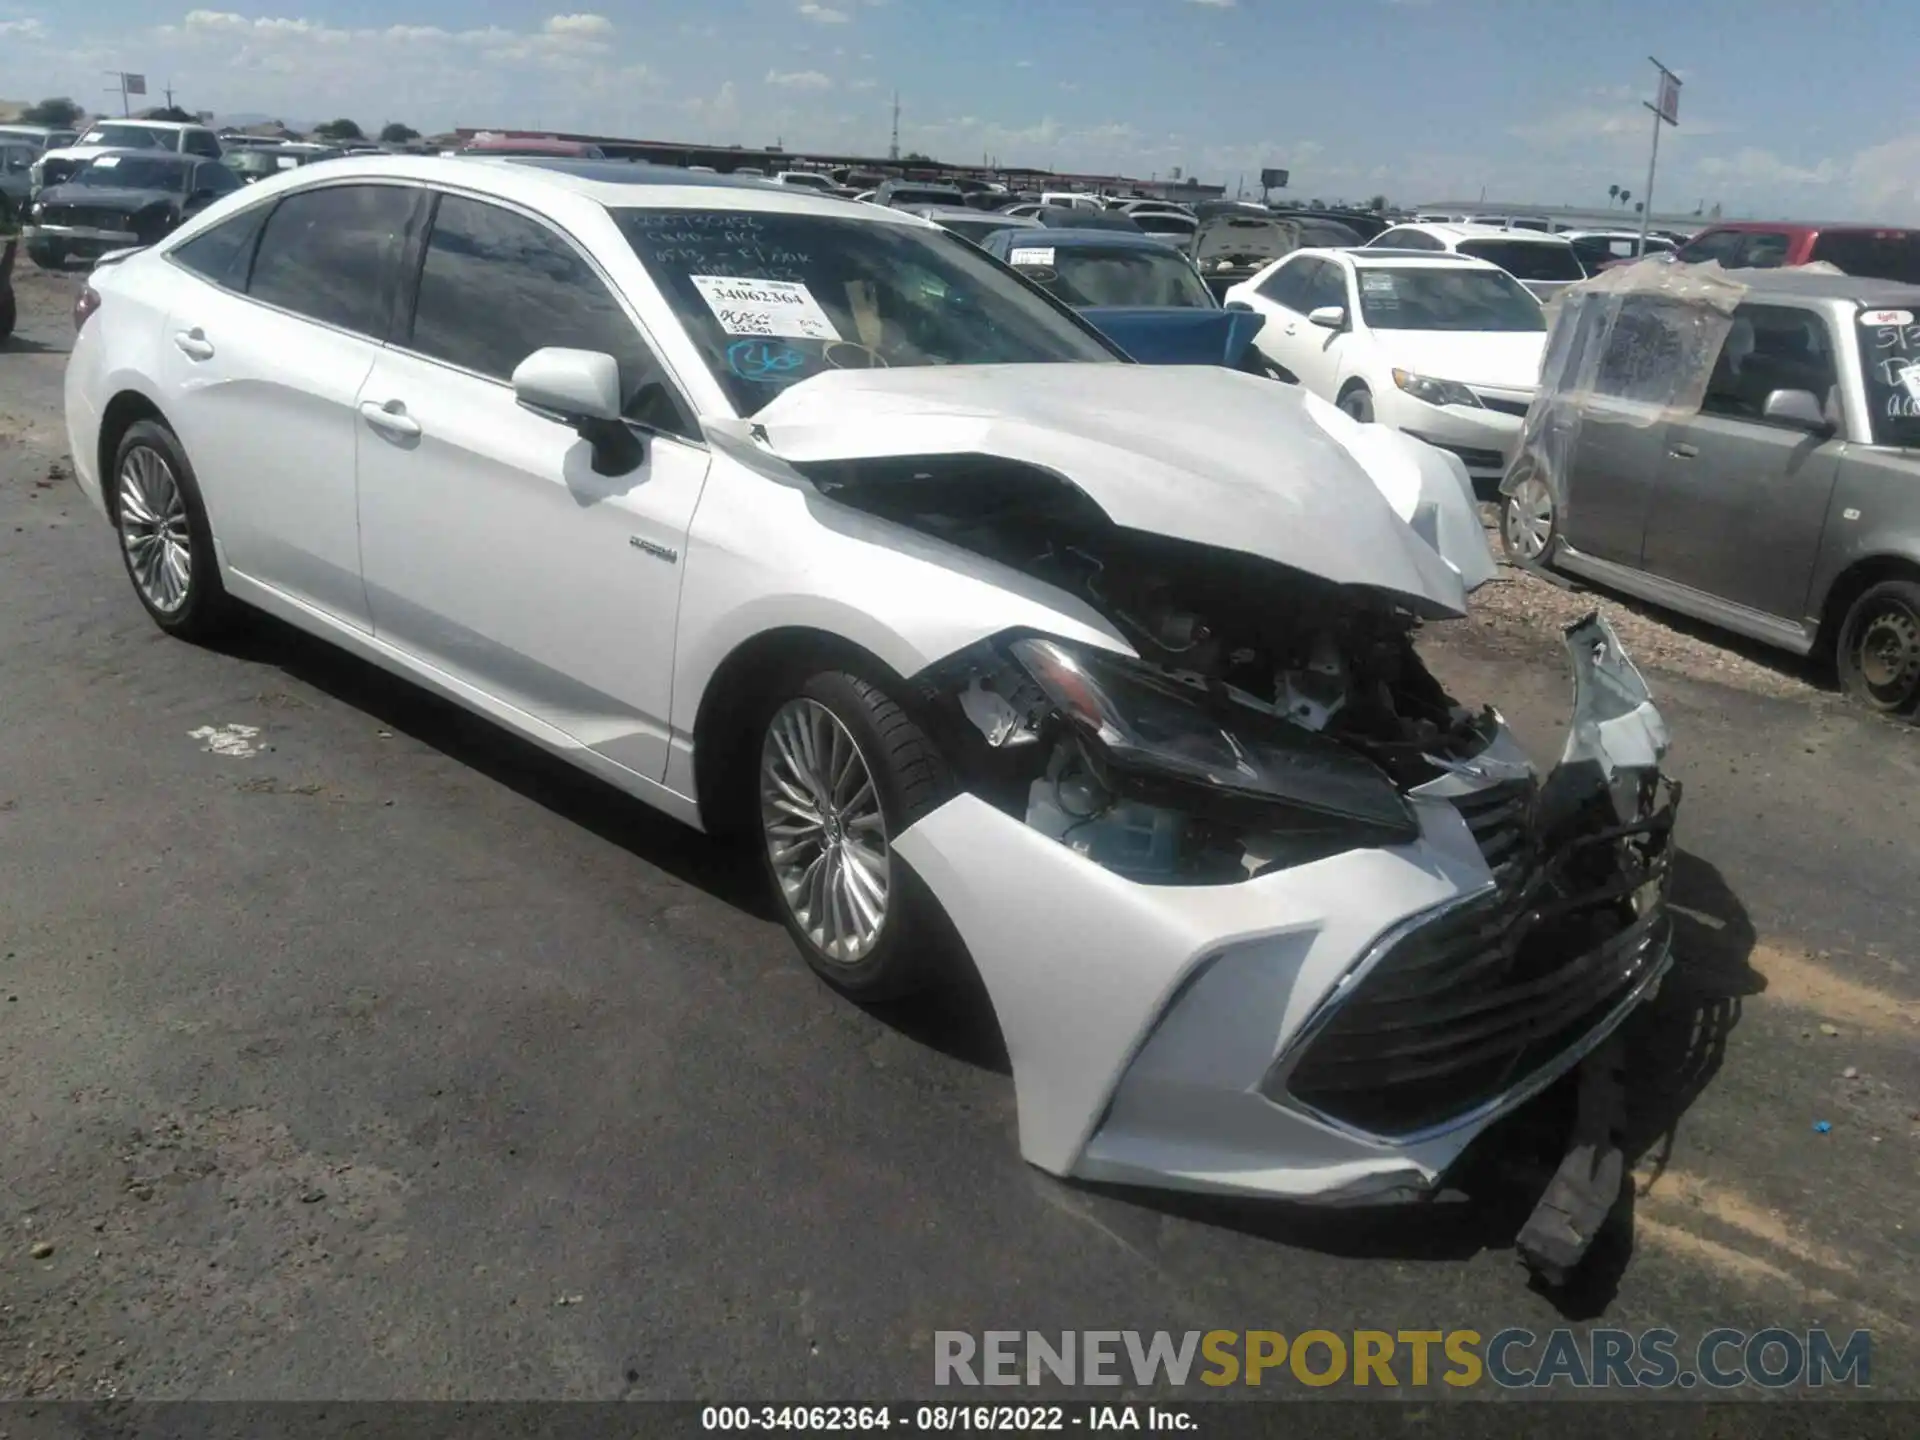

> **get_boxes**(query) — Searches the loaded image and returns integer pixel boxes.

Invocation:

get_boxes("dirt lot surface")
[2,261,1916,1401]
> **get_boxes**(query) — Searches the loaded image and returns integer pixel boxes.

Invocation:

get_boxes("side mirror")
[1308,305,1347,330]
[1225,299,1254,312]
[188,188,216,206]
[512,347,644,476]
[1761,387,1833,434]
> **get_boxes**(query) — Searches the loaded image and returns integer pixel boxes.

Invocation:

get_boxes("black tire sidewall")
[110,418,230,639]
[754,669,948,1001]
[1837,579,1920,715]
[1341,387,1373,422]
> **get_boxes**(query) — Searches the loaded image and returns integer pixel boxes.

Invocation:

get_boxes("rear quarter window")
[1811,232,1920,284]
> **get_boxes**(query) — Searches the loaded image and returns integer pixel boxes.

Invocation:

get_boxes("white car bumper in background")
[1384,394,1528,483]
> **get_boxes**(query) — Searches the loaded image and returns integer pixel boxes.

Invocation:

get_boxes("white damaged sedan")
[64,157,1679,1267]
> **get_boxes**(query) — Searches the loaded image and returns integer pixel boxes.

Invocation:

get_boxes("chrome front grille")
[1269,777,1678,1138]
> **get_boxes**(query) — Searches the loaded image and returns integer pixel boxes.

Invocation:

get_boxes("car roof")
[1692,218,1920,238]
[85,118,207,132]
[1339,249,1501,271]
[1711,267,1920,307]
[1397,221,1573,245]
[1001,227,1178,251]
[252,154,933,225]
[914,204,1013,222]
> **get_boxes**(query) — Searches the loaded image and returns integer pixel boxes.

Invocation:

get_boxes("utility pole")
[1638,57,1681,257]
[888,91,900,162]
[164,83,175,109]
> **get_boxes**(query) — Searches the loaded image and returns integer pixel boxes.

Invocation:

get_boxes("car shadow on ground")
[1069,847,1758,1320]
[210,613,769,914]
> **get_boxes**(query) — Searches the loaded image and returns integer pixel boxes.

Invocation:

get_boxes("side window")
[183,130,223,160]
[171,203,271,290]
[1677,229,1745,266]
[407,194,686,436]
[1306,261,1350,314]
[1258,257,1312,311]
[195,162,241,197]
[1736,232,1792,268]
[2,145,29,176]
[1702,304,1838,421]
[248,184,417,337]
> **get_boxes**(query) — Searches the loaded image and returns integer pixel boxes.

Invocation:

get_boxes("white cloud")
[766,69,833,90]
[1186,0,1236,7]
[1695,147,1837,188]
[544,13,614,38]
[1851,134,1920,223]
[0,17,46,37]
[797,3,849,21]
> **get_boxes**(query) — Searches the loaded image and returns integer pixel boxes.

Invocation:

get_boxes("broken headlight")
[1010,637,1419,845]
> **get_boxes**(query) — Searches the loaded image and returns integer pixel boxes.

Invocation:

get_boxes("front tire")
[756,670,954,1000]
[110,418,235,641]
[1836,578,1920,715]
[1338,384,1374,423]
[1502,473,1558,565]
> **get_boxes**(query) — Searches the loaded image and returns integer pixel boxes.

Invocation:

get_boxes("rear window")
[1811,231,1920,284]
[1857,310,1920,447]
[1454,238,1584,282]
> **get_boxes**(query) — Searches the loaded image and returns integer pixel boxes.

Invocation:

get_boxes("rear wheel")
[1338,384,1374,423]
[27,241,64,271]
[1836,579,1920,715]
[756,669,954,1000]
[110,418,235,641]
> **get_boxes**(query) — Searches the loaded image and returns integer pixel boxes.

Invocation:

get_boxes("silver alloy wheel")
[1504,476,1555,562]
[117,445,192,613]
[760,698,890,965]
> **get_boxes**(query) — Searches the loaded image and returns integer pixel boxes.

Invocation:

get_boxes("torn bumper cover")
[892,613,1678,1208]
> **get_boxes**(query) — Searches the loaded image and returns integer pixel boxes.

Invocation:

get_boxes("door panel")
[159,280,378,629]
[1639,416,1840,619]
[1638,303,1845,620]
[1555,399,1672,565]
[355,350,708,776]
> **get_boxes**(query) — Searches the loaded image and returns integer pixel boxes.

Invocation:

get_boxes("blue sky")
[2,1,1915,221]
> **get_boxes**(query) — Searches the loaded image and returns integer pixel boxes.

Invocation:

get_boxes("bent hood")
[710,364,1490,617]
[1373,329,1547,391]
[1077,306,1267,367]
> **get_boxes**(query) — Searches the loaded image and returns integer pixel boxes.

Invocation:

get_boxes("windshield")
[1355,267,1545,331]
[883,186,962,207]
[1007,244,1213,309]
[1455,238,1584,282]
[1857,312,1920,447]
[81,125,167,151]
[938,216,1029,245]
[617,208,1120,412]
[74,155,192,191]
[1132,213,1197,237]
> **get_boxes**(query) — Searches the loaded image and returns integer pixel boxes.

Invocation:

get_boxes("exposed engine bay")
[802,454,1503,886]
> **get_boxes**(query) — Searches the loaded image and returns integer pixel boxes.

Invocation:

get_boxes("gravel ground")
[1463,505,1826,703]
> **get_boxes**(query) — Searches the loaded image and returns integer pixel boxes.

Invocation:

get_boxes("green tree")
[901,151,932,163]
[313,118,364,141]
[141,106,198,124]
[20,97,82,127]
[378,122,420,144]
[1367,194,1388,212]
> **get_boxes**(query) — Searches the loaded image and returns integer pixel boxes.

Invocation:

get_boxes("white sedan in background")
[1367,221,1587,303]
[60,156,1678,1261]
[1226,249,1548,487]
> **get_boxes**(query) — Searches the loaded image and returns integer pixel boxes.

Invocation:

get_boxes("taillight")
[73,285,101,332]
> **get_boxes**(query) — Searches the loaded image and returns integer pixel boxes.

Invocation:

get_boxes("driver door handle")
[1670,442,1699,459]
[359,399,421,440]
[173,328,214,361]
[1284,324,1298,335]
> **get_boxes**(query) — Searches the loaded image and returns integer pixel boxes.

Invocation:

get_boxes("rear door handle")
[1669,442,1699,459]
[1284,324,1298,335]
[359,399,421,440]
[173,328,214,360]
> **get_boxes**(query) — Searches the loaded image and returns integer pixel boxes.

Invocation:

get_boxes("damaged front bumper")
[892,614,1678,1208]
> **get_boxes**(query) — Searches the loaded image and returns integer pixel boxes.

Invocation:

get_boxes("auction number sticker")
[1008,247,1055,266]
[691,276,842,341]
[1860,308,1914,327]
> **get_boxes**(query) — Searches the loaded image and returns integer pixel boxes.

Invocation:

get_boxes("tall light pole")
[1638,57,1681,257]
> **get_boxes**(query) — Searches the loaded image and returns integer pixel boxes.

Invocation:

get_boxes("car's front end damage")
[710,365,1679,1277]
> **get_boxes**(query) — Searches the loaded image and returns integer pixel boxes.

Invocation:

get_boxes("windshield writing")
[1858,314,1920,448]
[618,208,1118,414]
